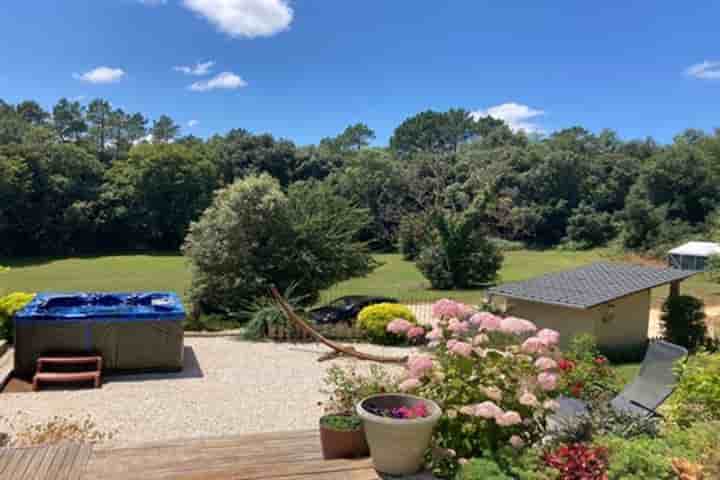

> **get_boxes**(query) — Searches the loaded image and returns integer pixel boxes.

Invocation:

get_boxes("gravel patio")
[0,337,411,446]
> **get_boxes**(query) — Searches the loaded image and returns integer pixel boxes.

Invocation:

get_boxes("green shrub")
[241,284,306,341]
[398,213,431,261]
[457,456,511,480]
[0,292,35,342]
[666,352,720,426]
[706,254,720,283]
[183,175,376,314]
[660,295,707,351]
[557,335,623,405]
[564,204,617,249]
[416,211,503,289]
[356,303,417,344]
[319,414,362,432]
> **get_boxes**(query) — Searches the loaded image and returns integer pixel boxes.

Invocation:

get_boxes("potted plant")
[319,414,369,460]
[356,393,441,475]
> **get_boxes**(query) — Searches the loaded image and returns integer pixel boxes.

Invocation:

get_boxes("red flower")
[594,357,607,365]
[558,359,576,372]
[545,443,609,480]
[570,382,584,398]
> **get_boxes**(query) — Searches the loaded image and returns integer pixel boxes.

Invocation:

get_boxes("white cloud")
[473,102,545,134]
[174,60,215,76]
[685,60,720,80]
[187,119,200,127]
[73,66,126,84]
[189,71,247,91]
[182,0,293,38]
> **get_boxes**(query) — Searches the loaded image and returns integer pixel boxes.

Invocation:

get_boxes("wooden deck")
[0,442,92,480]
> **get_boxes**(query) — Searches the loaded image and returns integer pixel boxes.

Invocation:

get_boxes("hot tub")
[14,292,185,377]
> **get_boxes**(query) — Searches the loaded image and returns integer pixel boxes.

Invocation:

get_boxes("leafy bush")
[391,300,563,478]
[666,352,720,426]
[660,295,707,351]
[241,284,306,340]
[543,443,609,480]
[356,303,417,344]
[556,334,622,405]
[552,401,660,444]
[183,175,376,314]
[564,204,617,249]
[707,253,720,283]
[457,456,511,480]
[398,213,431,260]
[416,211,503,289]
[320,364,400,415]
[0,292,35,341]
[319,414,362,432]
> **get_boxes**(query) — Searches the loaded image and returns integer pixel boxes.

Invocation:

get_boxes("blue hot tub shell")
[14,292,185,377]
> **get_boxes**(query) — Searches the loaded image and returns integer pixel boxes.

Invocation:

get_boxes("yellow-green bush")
[356,303,417,344]
[0,292,35,342]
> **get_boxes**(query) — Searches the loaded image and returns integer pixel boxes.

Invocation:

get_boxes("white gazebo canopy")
[668,241,720,257]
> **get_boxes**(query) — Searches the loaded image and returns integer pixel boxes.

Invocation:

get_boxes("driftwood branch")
[271,287,408,364]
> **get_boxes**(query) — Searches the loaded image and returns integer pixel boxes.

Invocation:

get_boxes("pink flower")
[407,355,434,378]
[472,333,489,346]
[469,312,502,331]
[496,410,522,427]
[448,341,473,357]
[543,399,560,411]
[537,372,558,391]
[425,328,444,341]
[432,299,465,319]
[518,392,538,407]
[500,316,537,335]
[521,337,546,354]
[447,318,470,335]
[537,328,560,346]
[386,318,413,334]
[473,401,503,419]
[510,435,525,449]
[534,357,557,371]
[406,326,425,339]
[399,378,421,392]
[482,386,503,402]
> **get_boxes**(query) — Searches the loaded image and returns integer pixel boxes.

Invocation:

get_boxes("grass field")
[2,249,719,308]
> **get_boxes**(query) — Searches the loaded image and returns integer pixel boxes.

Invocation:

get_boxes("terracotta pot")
[357,394,441,475]
[319,416,369,460]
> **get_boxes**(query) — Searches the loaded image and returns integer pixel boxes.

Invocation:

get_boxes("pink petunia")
[406,326,426,339]
[534,357,558,371]
[473,401,503,419]
[496,410,522,427]
[431,299,465,319]
[386,318,413,334]
[448,341,473,357]
[407,355,434,378]
[500,316,538,335]
[521,336,546,354]
[537,328,560,346]
[537,372,558,391]
[469,312,502,331]
[399,378,422,392]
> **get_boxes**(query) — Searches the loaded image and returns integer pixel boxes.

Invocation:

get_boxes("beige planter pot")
[356,394,441,475]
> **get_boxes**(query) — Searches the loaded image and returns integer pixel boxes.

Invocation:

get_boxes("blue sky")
[0,1,718,145]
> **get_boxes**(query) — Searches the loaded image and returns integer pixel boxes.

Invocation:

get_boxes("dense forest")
[1,96,719,258]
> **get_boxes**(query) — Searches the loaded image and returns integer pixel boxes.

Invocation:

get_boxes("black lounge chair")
[551,340,688,427]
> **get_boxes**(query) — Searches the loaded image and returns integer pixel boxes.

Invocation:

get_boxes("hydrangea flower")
[518,392,538,407]
[534,357,557,371]
[510,435,525,449]
[448,341,473,357]
[407,354,434,378]
[537,372,558,391]
[386,318,413,334]
[431,299,465,319]
[496,411,522,427]
[472,333,489,346]
[500,316,537,335]
[399,378,421,392]
[472,401,503,419]
[537,328,560,346]
[469,312,502,331]
[521,336,546,354]
[482,386,503,402]
[447,318,470,335]
[406,326,426,339]
[425,328,444,341]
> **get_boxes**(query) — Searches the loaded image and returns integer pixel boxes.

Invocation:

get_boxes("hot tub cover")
[14,292,185,377]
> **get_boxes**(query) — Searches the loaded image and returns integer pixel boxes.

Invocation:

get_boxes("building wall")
[495,290,650,350]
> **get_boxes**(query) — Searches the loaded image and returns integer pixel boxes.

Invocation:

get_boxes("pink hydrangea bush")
[393,300,563,477]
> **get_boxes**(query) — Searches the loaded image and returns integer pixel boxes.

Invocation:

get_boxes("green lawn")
[2,248,718,308]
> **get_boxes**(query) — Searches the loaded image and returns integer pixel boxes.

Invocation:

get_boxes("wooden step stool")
[32,356,103,391]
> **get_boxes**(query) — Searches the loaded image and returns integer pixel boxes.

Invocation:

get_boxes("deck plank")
[0,443,92,480]
[83,430,380,480]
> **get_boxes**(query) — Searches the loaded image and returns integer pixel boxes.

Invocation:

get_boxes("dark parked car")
[309,296,398,325]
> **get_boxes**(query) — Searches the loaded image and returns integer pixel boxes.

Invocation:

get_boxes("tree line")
[2,96,720,258]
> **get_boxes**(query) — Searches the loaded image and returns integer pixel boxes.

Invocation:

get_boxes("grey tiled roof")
[487,262,696,309]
